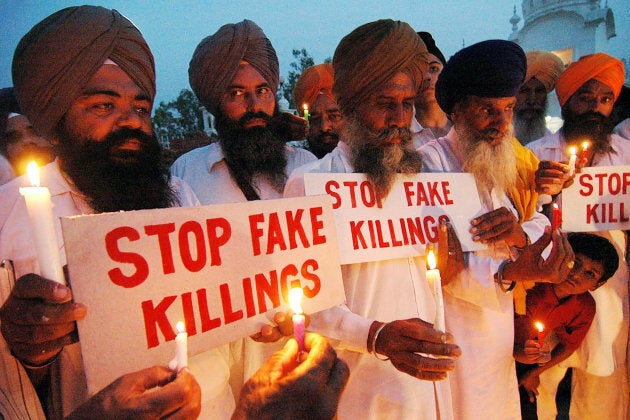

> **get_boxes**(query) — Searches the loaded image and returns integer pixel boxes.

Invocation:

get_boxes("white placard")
[562,165,630,231]
[304,173,486,264]
[61,195,344,393]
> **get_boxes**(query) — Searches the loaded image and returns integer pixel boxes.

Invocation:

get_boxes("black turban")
[12,5,155,139]
[417,32,446,65]
[189,20,279,116]
[435,39,526,115]
[333,19,427,116]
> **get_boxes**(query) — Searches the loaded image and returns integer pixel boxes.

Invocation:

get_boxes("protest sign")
[304,173,486,264]
[61,195,344,393]
[562,165,630,231]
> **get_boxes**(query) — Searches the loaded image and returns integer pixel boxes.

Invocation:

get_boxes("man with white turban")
[514,50,565,144]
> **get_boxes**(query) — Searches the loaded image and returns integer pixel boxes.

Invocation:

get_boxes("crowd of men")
[0,5,628,419]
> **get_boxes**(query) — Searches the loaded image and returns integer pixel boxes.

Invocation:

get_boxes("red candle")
[551,203,562,230]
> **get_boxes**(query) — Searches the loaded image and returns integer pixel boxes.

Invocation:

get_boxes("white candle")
[426,249,445,332]
[169,321,188,371]
[289,287,306,353]
[19,161,65,284]
[567,146,577,176]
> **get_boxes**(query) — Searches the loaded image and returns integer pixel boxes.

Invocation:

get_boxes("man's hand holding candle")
[367,318,461,381]
[534,160,577,195]
[232,332,349,420]
[0,273,86,367]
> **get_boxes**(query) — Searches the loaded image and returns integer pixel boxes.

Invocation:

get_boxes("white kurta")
[171,141,317,405]
[528,131,630,420]
[419,131,548,419]
[284,141,454,419]
[0,161,235,420]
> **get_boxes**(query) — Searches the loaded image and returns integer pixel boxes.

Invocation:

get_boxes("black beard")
[216,111,288,195]
[346,118,423,201]
[308,131,339,159]
[561,110,614,153]
[56,126,176,212]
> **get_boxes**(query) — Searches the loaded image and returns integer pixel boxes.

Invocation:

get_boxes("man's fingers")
[12,274,72,302]
[2,300,86,325]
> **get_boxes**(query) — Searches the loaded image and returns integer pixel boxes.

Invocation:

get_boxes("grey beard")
[343,116,423,201]
[513,114,547,145]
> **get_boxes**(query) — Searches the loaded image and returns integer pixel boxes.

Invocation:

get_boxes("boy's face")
[556,253,605,296]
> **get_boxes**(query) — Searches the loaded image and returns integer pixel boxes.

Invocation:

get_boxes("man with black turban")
[419,39,573,419]
[411,31,452,148]
[285,19,463,419]
[528,52,629,420]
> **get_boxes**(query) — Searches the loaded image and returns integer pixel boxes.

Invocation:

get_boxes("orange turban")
[524,50,565,93]
[555,52,625,107]
[189,20,279,116]
[293,64,334,117]
[333,20,427,116]
[12,6,155,139]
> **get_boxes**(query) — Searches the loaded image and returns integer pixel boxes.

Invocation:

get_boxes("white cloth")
[284,141,454,419]
[0,161,235,419]
[170,141,317,404]
[170,142,317,204]
[418,131,549,420]
[0,155,14,185]
[613,118,630,140]
[528,130,630,419]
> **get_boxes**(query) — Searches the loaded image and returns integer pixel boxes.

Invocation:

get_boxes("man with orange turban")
[528,52,629,420]
[285,19,463,419]
[292,63,343,158]
[514,50,565,144]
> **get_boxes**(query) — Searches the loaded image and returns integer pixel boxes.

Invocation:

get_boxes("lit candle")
[168,321,188,372]
[551,203,562,231]
[567,146,577,176]
[578,141,590,163]
[289,287,306,353]
[19,161,65,284]
[426,248,445,332]
[302,103,309,122]
[534,321,544,341]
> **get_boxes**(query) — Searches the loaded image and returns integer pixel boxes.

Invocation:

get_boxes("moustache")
[373,127,411,145]
[238,111,272,126]
[102,127,155,149]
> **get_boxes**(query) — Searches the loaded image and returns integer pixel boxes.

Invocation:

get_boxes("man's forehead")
[81,64,150,99]
[575,79,614,96]
[468,95,516,106]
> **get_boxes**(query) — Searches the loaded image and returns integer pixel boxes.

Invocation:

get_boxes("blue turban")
[436,40,526,114]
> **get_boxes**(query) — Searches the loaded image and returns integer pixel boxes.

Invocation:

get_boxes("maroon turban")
[12,6,155,139]
[293,64,334,116]
[332,20,427,116]
[189,20,279,116]
[524,50,565,93]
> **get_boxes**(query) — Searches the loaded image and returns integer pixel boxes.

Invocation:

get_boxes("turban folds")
[436,40,526,114]
[293,64,334,116]
[189,20,279,116]
[524,50,565,93]
[417,32,446,66]
[12,6,155,139]
[333,20,427,116]
[555,52,625,107]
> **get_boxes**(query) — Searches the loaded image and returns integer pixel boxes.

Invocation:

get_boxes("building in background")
[508,0,629,123]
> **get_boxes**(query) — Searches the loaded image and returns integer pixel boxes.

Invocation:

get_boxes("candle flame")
[289,287,304,315]
[176,321,186,334]
[553,203,559,211]
[569,146,577,156]
[581,141,589,151]
[535,321,544,333]
[302,103,308,111]
[427,249,437,270]
[26,161,40,187]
